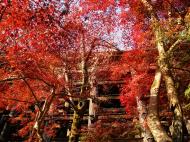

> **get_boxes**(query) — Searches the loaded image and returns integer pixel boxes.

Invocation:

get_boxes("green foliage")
[184,83,190,99]
[184,84,190,110]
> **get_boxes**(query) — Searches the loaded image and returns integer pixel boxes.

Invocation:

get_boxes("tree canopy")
[0,0,190,142]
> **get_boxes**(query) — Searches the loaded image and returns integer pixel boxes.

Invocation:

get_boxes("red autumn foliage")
[79,0,190,111]
[1,0,190,141]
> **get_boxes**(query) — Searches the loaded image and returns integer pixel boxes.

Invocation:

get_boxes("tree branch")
[0,76,52,87]
[23,79,42,112]
[0,96,33,103]
[167,38,182,55]
[147,70,172,142]
[0,77,26,83]
[65,98,80,112]
[171,67,190,73]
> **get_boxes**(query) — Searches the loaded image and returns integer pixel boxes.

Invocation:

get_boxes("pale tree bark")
[69,112,81,142]
[68,37,101,141]
[30,89,56,142]
[147,70,172,142]
[88,81,96,127]
[68,104,84,142]
[130,67,153,142]
[140,1,184,141]
[88,57,99,127]
[63,53,74,115]
[68,31,115,142]
[136,97,154,142]
[156,27,183,142]
[69,33,88,142]
[63,67,74,136]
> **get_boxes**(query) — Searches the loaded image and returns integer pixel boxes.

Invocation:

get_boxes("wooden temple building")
[0,50,190,142]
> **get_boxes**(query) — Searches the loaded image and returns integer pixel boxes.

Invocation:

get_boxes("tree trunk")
[32,113,45,142]
[69,111,82,142]
[139,1,184,141]
[163,74,183,142]
[156,29,183,142]
[69,99,88,142]
[88,79,96,127]
[88,98,95,127]
[147,70,172,142]
[136,97,154,142]
[31,89,56,142]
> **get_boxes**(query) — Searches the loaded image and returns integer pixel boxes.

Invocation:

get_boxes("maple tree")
[126,1,190,142]
[0,1,72,141]
[0,1,118,142]
[78,0,190,142]
[1,0,190,142]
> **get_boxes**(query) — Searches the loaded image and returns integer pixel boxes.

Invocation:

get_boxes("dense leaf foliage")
[0,0,190,141]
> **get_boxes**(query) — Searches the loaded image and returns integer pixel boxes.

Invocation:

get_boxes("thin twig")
[0,77,26,83]
[172,67,190,73]
[0,96,33,103]
[167,39,182,55]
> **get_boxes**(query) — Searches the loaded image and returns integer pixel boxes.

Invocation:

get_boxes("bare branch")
[171,67,190,73]
[0,96,33,104]
[65,98,80,112]
[0,76,52,87]
[167,39,182,55]
[0,77,26,83]
[23,79,42,112]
